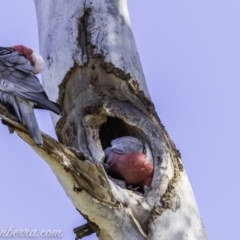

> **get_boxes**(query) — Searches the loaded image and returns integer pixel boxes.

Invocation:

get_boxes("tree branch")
[73,223,95,240]
[0,103,151,239]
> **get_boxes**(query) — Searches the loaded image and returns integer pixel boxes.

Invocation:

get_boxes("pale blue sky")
[1,1,240,239]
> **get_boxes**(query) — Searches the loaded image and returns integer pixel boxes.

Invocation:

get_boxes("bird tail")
[15,91,62,115]
[18,100,43,145]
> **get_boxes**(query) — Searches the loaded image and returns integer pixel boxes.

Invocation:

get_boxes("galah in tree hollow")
[105,136,154,187]
[0,45,61,145]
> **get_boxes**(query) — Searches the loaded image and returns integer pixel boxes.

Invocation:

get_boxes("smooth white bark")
[35,0,149,126]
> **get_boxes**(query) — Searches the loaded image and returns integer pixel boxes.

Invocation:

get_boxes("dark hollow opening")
[99,117,146,150]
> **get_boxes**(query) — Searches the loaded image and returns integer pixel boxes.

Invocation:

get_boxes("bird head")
[12,44,44,74]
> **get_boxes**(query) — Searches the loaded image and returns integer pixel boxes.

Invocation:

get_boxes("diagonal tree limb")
[0,103,151,239]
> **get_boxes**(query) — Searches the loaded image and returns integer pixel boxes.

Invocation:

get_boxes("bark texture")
[0,0,208,239]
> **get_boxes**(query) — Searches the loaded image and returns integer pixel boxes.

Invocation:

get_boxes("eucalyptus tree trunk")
[0,0,208,239]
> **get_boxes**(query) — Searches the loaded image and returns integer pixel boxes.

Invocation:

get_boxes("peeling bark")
[0,0,208,239]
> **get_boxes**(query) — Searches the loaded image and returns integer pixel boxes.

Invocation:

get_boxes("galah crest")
[105,136,154,187]
[0,45,61,145]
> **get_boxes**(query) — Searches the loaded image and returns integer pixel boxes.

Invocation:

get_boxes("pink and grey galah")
[105,136,154,187]
[0,45,61,145]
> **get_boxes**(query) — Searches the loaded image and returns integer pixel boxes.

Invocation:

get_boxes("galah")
[105,136,154,187]
[0,45,61,145]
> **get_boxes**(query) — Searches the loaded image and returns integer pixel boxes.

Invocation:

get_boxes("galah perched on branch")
[0,45,61,145]
[105,136,154,188]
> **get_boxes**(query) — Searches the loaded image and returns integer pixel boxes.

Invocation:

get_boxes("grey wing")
[0,91,21,120]
[2,74,44,93]
[0,76,61,115]
[0,48,34,76]
[0,48,61,115]
[17,98,43,144]
[0,91,43,144]
[14,90,62,115]
[111,136,144,154]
